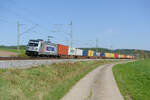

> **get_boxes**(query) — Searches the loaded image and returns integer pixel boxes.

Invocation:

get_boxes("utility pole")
[47,36,53,42]
[70,21,73,48]
[17,21,37,53]
[96,38,98,52]
[17,21,20,52]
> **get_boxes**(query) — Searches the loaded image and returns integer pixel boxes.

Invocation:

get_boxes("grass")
[0,60,116,100]
[113,59,150,100]
[0,48,28,57]
[0,48,25,53]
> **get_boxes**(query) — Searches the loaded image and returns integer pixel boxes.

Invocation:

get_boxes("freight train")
[26,39,134,59]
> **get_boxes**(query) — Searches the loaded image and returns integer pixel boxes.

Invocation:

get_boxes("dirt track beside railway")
[0,51,17,57]
[61,64,124,100]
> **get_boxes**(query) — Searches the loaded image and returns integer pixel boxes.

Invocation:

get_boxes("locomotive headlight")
[35,48,38,50]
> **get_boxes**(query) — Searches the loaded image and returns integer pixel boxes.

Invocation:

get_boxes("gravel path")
[0,59,107,68]
[61,64,124,100]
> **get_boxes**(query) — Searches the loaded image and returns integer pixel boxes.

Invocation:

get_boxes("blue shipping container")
[100,53,105,57]
[83,50,88,56]
[94,51,97,56]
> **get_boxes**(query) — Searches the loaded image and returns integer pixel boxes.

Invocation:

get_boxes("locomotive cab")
[26,39,42,56]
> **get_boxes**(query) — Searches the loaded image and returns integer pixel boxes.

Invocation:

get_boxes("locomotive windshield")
[28,43,38,47]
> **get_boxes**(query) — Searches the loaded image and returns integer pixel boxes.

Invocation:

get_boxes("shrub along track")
[0,60,118,100]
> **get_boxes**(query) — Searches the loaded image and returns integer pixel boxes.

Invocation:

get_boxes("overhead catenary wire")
[20,24,38,36]
[3,7,56,35]
[1,5,75,47]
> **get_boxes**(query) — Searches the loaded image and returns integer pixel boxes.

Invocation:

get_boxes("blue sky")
[0,0,150,50]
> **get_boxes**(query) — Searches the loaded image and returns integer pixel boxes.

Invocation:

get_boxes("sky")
[0,0,150,50]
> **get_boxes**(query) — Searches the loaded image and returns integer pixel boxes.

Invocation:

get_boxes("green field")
[0,60,116,100]
[0,48,27,57]
[0,48,25,53]
[113,59,150,100]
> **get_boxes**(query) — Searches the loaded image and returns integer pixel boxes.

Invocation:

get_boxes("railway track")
[0,56,129,61]
[0,56,90,60]
[0,57,60,60]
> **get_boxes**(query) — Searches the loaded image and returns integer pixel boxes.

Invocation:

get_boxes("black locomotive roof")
[29,39,43,42]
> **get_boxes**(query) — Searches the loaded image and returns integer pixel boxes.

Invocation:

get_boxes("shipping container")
[75,49,83,56]
[94,51,97,56]
[122,55,126,59]
[83,50,88,56]
[124,55,127,59]
[110,53,115,58]
[114,53,119,59]
[96,52,100,57]
[105,53,115,58]
[100,53,105,57]
[91,51,94,56]
[68,47,76,55]
[119,54,124,59]
[118,54,121,59]
[132,56,135,59]
[57,44,69,56]
[105,53,109,58]
[126,55,129,59]
[88,50,94,56]
[129,56,132,59]
[105,53,110,58]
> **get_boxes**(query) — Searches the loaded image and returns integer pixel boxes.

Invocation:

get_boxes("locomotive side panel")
[39,42,58,56]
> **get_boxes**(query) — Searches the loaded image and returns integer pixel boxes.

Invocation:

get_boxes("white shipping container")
[96,52,100,56]
[119,55,124,59]
[118,55,121,59]
[68,47,76,55]
[127,55,130,59]
[75,49,83,56]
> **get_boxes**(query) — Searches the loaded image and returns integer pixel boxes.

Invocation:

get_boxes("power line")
[3,7,55,36]
[17,21,20,52]
[20,24,38,36]
[17,21,41,52]
[70,21,73,48]
[2,6,74,46]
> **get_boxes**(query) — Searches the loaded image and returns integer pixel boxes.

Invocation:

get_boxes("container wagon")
[114,53,119,59]
[68,47,76,56]
[83,50,88,58]
[75,49,83,58]
[57,44,69,58]
[100,53,105,58]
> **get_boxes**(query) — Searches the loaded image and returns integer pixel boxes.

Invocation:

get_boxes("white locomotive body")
[26,39,57,57]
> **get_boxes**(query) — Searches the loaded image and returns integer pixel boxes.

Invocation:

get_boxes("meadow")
[113,59,150,100]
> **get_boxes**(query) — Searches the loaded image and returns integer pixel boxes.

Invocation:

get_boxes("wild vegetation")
[0,60,116,100]
[113,59,150,100]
